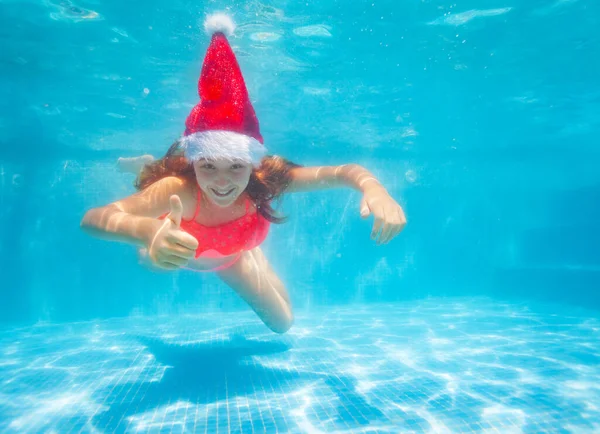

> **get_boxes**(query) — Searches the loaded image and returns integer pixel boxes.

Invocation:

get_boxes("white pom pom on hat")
[203,13,236,36]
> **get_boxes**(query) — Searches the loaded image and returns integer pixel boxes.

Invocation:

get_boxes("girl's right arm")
[80,176,188,247]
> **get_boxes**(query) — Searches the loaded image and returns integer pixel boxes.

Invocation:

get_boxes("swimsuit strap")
[191,188,202,221]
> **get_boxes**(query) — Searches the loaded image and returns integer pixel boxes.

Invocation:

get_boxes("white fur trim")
[181,130,267,165]
[204,13,235,36]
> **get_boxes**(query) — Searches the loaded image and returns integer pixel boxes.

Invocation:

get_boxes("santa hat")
[180,13,267,166]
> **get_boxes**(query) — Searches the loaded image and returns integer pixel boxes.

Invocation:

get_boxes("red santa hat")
[180,13,267,166]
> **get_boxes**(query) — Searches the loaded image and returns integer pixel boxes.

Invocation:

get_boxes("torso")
[173,183,269,268]
[178,183,253,224]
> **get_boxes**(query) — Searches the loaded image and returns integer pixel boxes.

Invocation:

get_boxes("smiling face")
[193,158,253,207]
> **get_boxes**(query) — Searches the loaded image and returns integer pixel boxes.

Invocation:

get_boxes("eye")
[231,163,245,170]
[200,163,216,170]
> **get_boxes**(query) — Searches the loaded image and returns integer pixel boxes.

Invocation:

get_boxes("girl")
[81,13,407,334]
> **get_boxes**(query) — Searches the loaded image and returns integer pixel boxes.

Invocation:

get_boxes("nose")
[213,176,231,188]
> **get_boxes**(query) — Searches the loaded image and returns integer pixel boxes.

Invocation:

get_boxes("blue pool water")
[1,298,600,432]
[1,0,600,432]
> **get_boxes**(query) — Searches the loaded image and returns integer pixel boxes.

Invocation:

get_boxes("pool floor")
[0,297,599,433]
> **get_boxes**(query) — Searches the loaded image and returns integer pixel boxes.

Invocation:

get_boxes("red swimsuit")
[164,189,270,271]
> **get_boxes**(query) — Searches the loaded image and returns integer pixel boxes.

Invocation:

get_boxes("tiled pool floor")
[1,297,599,433]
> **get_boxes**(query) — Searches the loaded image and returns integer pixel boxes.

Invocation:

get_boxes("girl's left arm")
[286,164,407,244]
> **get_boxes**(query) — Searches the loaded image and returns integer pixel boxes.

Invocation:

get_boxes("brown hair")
[135,141,300,223]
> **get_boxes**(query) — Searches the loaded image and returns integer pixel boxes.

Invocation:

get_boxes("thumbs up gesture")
[147,195,199,270]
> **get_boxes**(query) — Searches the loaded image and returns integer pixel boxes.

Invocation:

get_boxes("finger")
[380,222,395,244]
[389,223,403,243]
[383,209,405,243]
[360,197,371,219]
[167,230,199,251]
[397,207,407,225]
[379,223,393,245]
[386,221,404,244]
[392,212,408,238]
[156,252,187,268]
[393,212,407,239]
[166,195,183,227]
[165,243,196,260]
[154,261,179,271]
[378,207,398,243]
[396,216,407,235]
[371,205,386,242]
[161,254,189,267]
[371,216,384,242]
[160,264,179,271]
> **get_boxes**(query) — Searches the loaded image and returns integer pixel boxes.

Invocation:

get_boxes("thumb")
[167,195,183,228]
[360,197,371,219]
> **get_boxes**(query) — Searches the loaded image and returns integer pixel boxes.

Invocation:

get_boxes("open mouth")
[210,187,235,198]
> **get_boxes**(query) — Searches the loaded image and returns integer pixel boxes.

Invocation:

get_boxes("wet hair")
[135,141,301,223]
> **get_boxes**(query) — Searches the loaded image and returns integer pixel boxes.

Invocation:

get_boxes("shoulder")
[140,176,197,207]
[150,175,189,189]
[161,176,197,212]
[143,176,195,197]
[110,176,196,218]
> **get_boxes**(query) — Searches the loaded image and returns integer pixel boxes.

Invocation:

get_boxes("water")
[2,299,600,432]
[1,0,599,432]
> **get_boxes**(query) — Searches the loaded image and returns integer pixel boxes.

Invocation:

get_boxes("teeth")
[212,188,234,197]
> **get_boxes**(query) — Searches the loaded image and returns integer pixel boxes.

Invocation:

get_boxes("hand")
[147,195,199,270]
[360,186,407,245]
